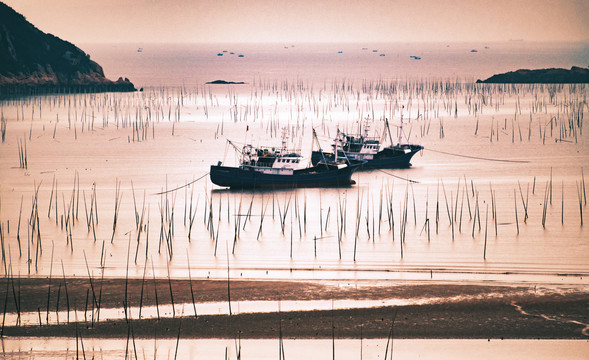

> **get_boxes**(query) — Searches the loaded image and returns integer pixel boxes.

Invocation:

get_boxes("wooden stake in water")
[174,319,182,360]
[435,180,440,234]
[124,234,131,322]
[111,180,122,243]
[167,262,175,317]
[484,204,489,260]
[577,181,584,227]
[2,272,10,335]
[582,168,586,206]
[550,167,553,205]
[226,239,232,316]
[561,181,564,225]
[514,189,519,235]
[45,242,54,323]
[383,310,397,360]
[16,196,23,257]
[149,258,160,320]
[138,258,147,319]
[186,251,197,318]
[542,181,549,228]
[61,261,70,324]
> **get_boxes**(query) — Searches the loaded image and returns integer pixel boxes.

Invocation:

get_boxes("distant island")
[477,66,589,84]
[206,80,246,85]
[0,3,136,97]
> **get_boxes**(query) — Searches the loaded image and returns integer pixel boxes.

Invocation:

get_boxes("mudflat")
[0,278,587,339]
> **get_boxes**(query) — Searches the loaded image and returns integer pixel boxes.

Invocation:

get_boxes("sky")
[3,0,589,44]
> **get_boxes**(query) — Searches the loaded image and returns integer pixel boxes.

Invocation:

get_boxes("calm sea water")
[84,42,589,87]
[2,338,587,360]
[0,41,587,358]
[0,42,587,282]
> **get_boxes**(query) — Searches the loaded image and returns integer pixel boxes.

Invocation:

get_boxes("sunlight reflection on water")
[1,338,587,360]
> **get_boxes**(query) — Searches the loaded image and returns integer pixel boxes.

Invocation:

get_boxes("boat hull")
[210,163,360,189]
[311,145,423,169]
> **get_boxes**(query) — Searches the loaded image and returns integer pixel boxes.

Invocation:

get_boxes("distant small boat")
[137,47,143,52]
[311,118,423,169]
[238,54,245,58]
[210,130,362,189]
[338,51,343,54]
[410,55,421,60]
[470,49,478,53]
[217,53,223,56]
[379,54,385,57]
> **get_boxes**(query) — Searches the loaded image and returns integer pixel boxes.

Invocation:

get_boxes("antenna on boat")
[243,124,250,150]
[280,127,289,154]
[363,116,371,139]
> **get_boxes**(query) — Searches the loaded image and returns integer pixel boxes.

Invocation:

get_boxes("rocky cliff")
[0,2,135,96]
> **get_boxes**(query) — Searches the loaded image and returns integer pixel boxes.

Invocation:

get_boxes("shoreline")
[0,278,587,339]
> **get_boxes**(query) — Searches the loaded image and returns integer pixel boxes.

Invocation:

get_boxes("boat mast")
[363,116,370,139]
[312,128,330,168]
[334,131,338,163]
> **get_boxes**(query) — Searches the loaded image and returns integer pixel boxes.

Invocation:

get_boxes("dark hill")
[477,66,589,84]
[0,2,135,96]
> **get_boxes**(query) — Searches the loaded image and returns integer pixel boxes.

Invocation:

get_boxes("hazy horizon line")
[78,39,589,45]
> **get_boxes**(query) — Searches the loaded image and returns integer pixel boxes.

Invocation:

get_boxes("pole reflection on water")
[0,42,587,359]
[0,83,587,281]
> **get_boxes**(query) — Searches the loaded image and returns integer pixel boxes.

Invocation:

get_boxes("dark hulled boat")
[210,161,361,189]
[311,118,423,169]
[210,131,362,189]
[312,143,423,169]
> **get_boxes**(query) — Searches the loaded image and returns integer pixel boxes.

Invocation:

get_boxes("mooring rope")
[153,172,210,195]
[426,148,529,163]
[376,169,420,183]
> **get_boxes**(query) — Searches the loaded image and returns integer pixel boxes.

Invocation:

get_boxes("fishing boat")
[311,117,423,169]
[210,130,363,189]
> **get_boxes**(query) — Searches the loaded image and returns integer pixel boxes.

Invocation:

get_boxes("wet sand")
[1,278,587,339]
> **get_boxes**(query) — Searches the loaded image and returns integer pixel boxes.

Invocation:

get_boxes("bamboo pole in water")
[186,252,197,318]
[514,189,519,235]
[484,204,489,260]
[167,262,175,318]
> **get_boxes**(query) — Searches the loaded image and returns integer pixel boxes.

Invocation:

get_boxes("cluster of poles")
[0,80,586,359]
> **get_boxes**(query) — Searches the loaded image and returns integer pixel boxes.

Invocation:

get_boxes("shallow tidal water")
[0,42,588,357]
[0,84,586,283]
[2,338,588,360]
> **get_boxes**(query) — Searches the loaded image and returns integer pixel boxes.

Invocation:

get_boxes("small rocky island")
[0,3,136,97]
[477,66,589,84]
[206,80,246,85]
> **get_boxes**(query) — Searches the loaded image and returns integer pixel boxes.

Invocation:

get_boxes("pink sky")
[4,0,588,43]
